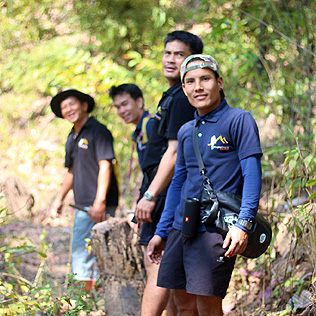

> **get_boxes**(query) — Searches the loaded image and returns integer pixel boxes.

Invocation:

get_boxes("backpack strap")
[156,83,182,137]
[140,116,151,145]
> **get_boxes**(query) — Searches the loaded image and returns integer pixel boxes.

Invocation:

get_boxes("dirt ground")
[1,217,72,292]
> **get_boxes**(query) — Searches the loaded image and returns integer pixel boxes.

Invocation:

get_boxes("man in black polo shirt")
[135,31,203,316]
[50,89,118,291]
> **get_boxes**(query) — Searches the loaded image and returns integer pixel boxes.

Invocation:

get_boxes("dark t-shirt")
[132,110,154,171]
[137,81,196,245]
[65,116,119,207]
[141,82,195,173]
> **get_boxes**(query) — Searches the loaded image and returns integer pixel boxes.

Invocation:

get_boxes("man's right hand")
[135,196,156,223]
[50,199,63,218]
[147,235,166,264]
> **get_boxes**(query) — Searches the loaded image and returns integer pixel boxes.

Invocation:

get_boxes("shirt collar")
[70,116,94,136]
[162,81,182,97]
[194,99,229,125]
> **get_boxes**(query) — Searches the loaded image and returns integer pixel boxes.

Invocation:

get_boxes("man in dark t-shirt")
[134,31,204,316]
[50,89,118,291]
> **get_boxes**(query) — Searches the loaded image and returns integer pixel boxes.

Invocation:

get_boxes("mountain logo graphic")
[208,135,229,150]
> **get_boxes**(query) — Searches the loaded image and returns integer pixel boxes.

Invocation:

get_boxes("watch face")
[144,191,152,200]
[245,221,253,230]
[238,219,253,230]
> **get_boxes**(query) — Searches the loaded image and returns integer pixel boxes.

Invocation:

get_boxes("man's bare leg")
[174,289,223,316]
[196,295,223,316]
[174,289,198,316]
[166,290,178,316]
[141,246,177,316]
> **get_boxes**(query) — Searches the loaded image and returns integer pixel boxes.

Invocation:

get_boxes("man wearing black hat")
[50,89,118,291]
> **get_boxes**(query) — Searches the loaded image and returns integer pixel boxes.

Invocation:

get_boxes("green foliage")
[0,204,103,315]
[277,121,316,305]
[73,0,174,62]
[0,0,316,313]
[0,0,77,51]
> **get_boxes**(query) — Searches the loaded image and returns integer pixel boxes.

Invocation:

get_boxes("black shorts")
[139,195,166,245]
[157,228,236,298]
[138,166,168,245]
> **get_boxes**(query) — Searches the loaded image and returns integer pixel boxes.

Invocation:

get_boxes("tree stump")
[91,218,145,316]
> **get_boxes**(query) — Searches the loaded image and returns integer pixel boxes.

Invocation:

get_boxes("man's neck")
[167,78,180,88]
[134,109,145,126]
[74,115,89,134]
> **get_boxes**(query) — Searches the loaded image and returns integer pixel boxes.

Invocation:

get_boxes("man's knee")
[174,290,197,313]
[196,295,223,316]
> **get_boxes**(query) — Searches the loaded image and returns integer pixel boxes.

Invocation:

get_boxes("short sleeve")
[167,93,195,140]
[93,126,115,162]
[175,124,186,166]
[65,134,74,168]
[233,112,262,160]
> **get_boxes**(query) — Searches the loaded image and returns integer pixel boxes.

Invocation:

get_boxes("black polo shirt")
[65,116,118,207]
[142,82,195,173]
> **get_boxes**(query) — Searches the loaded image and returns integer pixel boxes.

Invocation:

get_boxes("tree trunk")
[91,218,145,316]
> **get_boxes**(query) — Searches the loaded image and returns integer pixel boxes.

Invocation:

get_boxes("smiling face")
[182,60,223,116]
[60,96,89,126]
[113,92,144,125]
[162,40,192,87]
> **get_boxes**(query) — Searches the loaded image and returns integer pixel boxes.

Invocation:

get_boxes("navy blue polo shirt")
[155,100,262,239]
[65,116,118,207]
[132,111,154,171]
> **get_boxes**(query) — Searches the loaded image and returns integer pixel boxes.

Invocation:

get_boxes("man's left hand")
[223,226,249,257]
[88,200,106,223]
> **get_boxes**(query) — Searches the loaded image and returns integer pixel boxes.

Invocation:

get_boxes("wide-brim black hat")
[50,89,95,118]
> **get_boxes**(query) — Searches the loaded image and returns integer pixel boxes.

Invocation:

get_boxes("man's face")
[113,92,143,125]
[182,61,223,116]
[60,96,88,124]
[162,40,192,87]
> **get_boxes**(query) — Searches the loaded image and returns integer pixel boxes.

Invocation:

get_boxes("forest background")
[0,0,315,315]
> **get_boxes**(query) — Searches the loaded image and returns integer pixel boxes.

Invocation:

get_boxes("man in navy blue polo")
[109,83,154,172]
[148,55,262,316]
[134,31,204,316]
[50,89,118,291]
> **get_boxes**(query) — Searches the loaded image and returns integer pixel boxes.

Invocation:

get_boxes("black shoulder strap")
[193,124,215,194]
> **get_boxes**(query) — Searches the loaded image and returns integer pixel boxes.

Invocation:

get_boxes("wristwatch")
[237,219,254,231]
[144,190,156,201]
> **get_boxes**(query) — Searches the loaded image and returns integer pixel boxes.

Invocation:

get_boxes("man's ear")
[182,83,188,97]
[217,77,224,90]
[136,97,144,109]
[82,101,88,112]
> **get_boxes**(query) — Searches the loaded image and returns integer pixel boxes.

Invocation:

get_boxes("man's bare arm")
[135,139,178,223]
[50,168,73,217]
[89,159,112,223]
